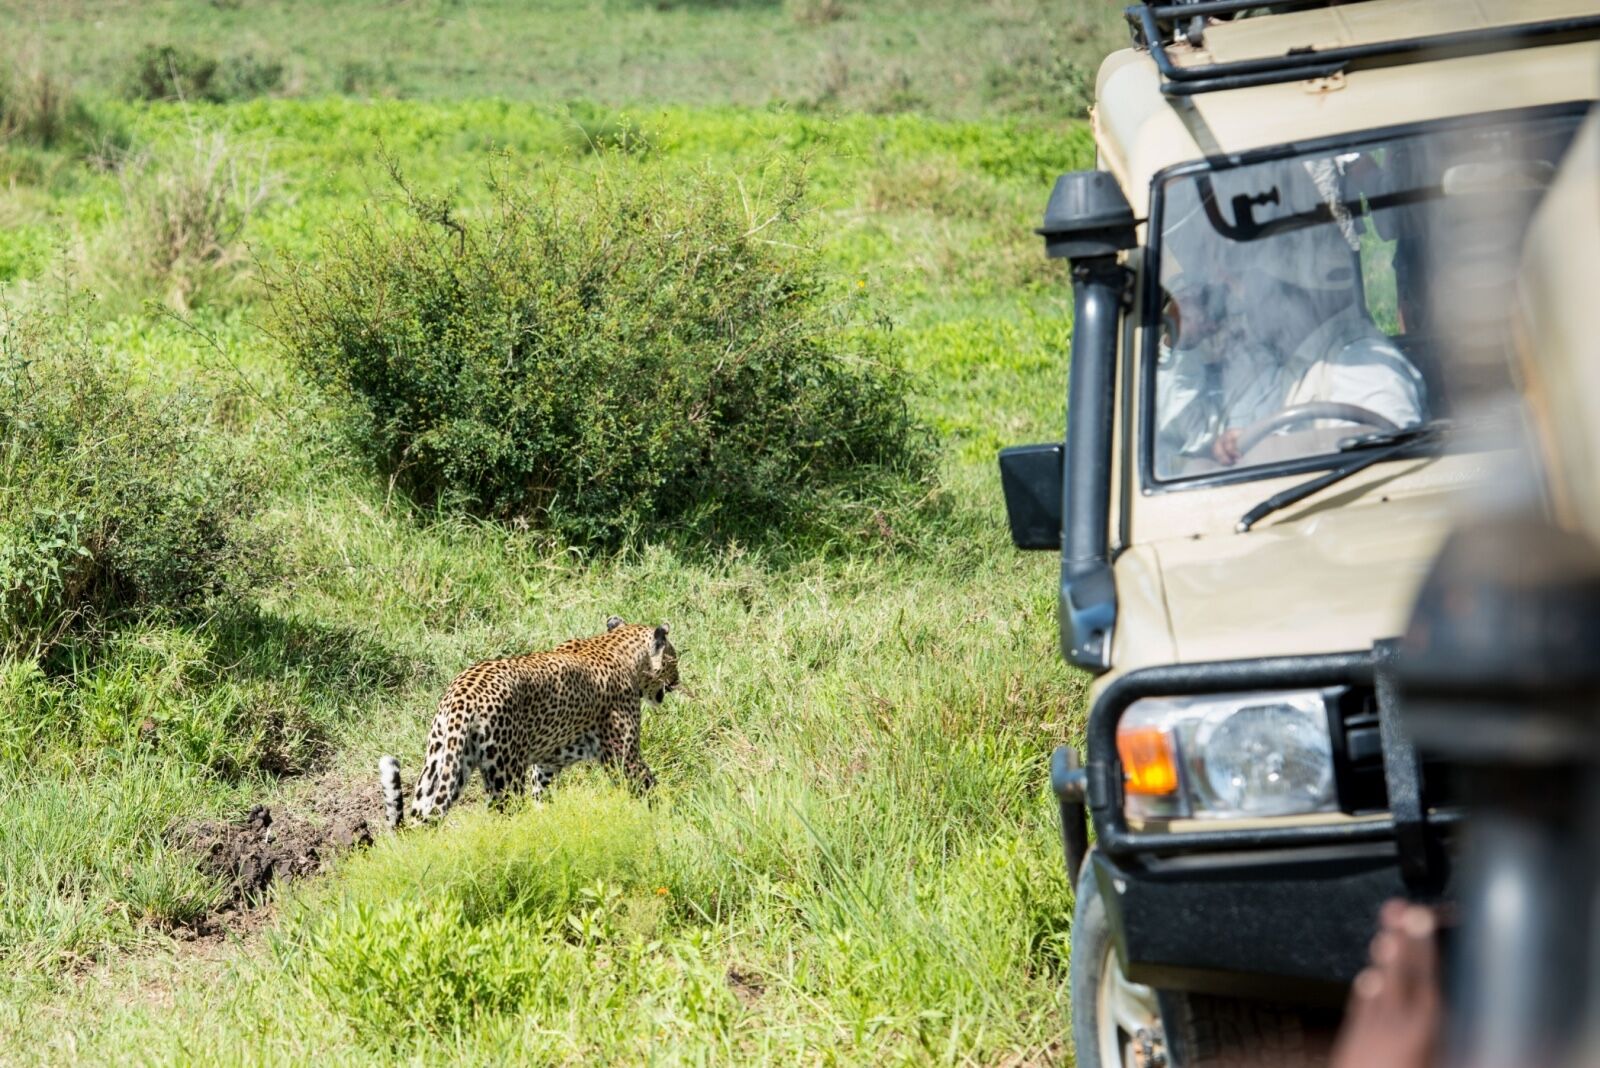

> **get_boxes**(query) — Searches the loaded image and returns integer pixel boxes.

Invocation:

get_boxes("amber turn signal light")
[1117,726,1179,795]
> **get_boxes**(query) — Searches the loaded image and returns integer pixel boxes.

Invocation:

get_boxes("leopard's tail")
[379,755,405,830]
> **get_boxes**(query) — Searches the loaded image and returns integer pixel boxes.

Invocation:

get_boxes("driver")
[1156,233,1427,470]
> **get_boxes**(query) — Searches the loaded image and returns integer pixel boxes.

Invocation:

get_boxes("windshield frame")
[1136,100,1591,496]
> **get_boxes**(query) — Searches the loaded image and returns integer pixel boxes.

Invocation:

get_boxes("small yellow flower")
[656,886,670,896]
[856,279,867,288]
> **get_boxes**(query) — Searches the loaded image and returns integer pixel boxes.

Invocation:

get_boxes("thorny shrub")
[269,158,930,548]
[125,43,284,103]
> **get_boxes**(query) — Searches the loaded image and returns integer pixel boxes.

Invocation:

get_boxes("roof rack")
[1125,1,1600,97]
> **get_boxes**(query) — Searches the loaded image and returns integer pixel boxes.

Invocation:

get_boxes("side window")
[1359,227,1402,336]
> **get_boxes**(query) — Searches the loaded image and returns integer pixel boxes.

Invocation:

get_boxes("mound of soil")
[177,804,368,900]
[168,775,388,933]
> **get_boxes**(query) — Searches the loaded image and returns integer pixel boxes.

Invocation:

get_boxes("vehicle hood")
[1146,490,1456,665]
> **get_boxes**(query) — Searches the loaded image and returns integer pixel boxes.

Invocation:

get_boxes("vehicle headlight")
[1116,690,1337,821]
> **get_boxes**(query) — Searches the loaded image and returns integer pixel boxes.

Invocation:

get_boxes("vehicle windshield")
[1150,110,1583,482]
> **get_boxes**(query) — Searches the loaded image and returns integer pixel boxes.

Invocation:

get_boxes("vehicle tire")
[1069,851,1166,1068]
[1160,990,1331,1068]
[1069,852,1332,1068]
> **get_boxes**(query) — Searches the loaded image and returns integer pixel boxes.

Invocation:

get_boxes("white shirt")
[1284,307,1428,430]
[1156,306,1426,474]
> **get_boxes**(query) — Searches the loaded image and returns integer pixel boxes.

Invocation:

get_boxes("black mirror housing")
[999,443,1064,550]
[1037,171,1137,260]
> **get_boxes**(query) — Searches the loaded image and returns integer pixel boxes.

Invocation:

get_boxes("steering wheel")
[1231,402,1399,457]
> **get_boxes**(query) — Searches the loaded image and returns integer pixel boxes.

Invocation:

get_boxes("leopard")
[379,616,678,829]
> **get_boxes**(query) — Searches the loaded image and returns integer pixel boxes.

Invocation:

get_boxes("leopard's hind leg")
[477,726,531,812]
[483,753,523,812]
[412,716,471,822]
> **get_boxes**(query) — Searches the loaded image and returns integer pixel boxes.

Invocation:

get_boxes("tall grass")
[92,127,278,312]
[0,51,125,159]
[0,757,228,971]
[3,492,1083,1060]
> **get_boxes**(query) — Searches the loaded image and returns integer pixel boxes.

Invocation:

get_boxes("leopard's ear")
[652,623,670,651]
[606,615,625,632]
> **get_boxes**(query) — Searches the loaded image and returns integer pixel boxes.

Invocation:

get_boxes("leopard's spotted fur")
[379,617,678,828]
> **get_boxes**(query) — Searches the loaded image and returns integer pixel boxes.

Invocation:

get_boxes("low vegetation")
[125,43,283,104]
[0,53,126,170]
[0,1,1101,1061]
[0,61,92,151]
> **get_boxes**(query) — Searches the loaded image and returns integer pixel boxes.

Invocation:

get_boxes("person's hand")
[1330,900,1441,1068]
[1211,428,1242,465]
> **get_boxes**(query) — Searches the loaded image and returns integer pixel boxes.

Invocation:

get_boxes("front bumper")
[1091,842,1430,1003]
[1065,648,1455,1002]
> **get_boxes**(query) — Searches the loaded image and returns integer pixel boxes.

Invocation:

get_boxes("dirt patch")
[726,965,766,1006]
[168,772,388,935]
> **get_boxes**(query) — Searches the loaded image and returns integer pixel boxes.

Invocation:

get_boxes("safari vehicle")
[996,2,1600,1064]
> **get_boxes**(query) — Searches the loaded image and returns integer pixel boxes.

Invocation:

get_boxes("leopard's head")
[610,616,679,703]
[643,623,679,704]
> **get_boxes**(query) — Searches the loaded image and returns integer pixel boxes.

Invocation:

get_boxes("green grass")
[0,7,1102,1062]
[4,0,1123,120]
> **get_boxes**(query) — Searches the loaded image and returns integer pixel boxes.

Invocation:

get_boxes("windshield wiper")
[1236,420,1451,533]
[1334,420,1454,453]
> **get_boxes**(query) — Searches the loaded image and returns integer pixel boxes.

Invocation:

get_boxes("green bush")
[336,58,399,98]
[306,900,556,1045]
[0,303,271,657]
[127,44,219,102]
[563,106,655,157]
[302,889,735,1053]
[216,51,285,101]
[292,792,745,1053]
[126,44,283,103]
[269,161,930,548]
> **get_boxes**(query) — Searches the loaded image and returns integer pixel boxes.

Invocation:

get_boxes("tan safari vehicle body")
[997,2,1600,1064]
[1516,106,1600,538]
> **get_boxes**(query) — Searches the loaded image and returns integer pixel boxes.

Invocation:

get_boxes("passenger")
[1156,236,1427,472]
[1155,274,1297,467]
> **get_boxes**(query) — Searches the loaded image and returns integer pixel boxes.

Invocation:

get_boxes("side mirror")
[999,443,1064,550]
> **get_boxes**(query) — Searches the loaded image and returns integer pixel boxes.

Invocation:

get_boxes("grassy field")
[1,4,1106,1063]
[3,0,1123,118]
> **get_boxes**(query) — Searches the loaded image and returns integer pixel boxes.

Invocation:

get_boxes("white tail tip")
[379,755,404,830]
